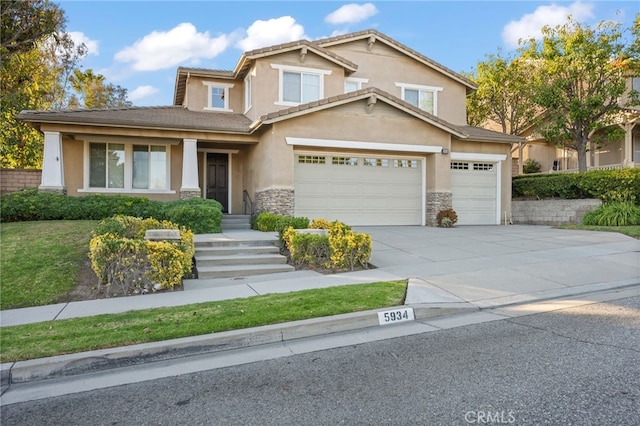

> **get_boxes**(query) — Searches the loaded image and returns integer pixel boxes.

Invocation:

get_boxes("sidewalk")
[1,225,639,393]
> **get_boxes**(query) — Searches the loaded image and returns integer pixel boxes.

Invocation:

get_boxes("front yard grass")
[0,220,98,310]
[0,281,407,362]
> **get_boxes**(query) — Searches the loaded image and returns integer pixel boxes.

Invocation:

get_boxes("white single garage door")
[294,154,423,226]
[451,161,498,225]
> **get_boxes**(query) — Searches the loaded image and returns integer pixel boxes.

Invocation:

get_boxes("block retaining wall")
[1,169,41,195]
[511,199,602,225]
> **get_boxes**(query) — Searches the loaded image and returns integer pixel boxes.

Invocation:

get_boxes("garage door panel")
[451,163,498,225]
[295,154,422,226]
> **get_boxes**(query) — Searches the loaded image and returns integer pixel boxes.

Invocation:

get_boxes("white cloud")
[115,23,230,71]
[68,31,99,55]
[129,85,159,102]
[502,1,595,48]
[236,16,307,51]
[325,3,378,25]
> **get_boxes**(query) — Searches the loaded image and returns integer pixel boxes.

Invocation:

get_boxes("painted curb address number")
[378,308,415,325]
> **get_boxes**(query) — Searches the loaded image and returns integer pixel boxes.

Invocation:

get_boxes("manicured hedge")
[512,168,640,203]
[0,188,223,233]
[252,211,309,232]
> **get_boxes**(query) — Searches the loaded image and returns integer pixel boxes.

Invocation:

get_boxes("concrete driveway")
[355,225,640,308]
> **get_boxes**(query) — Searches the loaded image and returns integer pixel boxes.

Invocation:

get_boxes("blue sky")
[58,1,639,107]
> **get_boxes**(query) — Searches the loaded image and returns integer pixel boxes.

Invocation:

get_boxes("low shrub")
[309,218,332,229]
[436,209,458,227]
[282,220,372,271]
[252,211,309,232]
[523,159,542,174]
[89,216,195,295]
[163,198,223,233]
[582,202,640,226]
[513,168,640,201]
[0,189,222,233]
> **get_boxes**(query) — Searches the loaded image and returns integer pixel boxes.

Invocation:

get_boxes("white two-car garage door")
[294,154,423,226]
[451,161,499,225]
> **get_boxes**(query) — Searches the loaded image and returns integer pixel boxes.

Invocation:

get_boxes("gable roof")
[174,41,358,106]
[254,87,522,143]
[315,29,477,93]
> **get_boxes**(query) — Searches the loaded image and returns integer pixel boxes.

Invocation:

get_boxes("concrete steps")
[193,235,294,280]
[221,214,252,230]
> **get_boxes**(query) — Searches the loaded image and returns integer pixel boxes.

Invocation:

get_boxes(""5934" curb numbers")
[377,308,415,325]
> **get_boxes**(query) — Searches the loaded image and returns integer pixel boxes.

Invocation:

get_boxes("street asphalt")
[1,225,638,399]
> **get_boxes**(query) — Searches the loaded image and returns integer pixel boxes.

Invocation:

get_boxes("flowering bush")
[89,216,194,295]
[282,220,372,271]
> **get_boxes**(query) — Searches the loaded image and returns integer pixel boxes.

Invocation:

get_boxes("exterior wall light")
[441,148,449,154]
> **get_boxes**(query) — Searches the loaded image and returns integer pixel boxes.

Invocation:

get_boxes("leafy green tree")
[0,0,64,56]
[466,52,539,135]
[68,69,132,109]
[520,16,638,172]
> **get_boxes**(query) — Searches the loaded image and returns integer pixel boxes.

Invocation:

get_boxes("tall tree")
[68,69,132,109]
[466,51,539,134]
[0,0,65,56]
[520,16,637,172]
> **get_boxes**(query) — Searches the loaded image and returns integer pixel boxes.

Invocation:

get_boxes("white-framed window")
[632,77,640,93]
[394,82,443,115]
[332,156,358,166]
[344,77,369,93]
[271,64,331,106]
[85,141,171,192]
[394,159,418,168]
[203,81,234,111]
[298,155,326,164]
[364,158,389,167]
[451,162,469,170]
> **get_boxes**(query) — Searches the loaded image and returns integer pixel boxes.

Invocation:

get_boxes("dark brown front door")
[207,153,228,212]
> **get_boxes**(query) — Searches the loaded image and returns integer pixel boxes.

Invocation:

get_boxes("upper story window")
[633,77,640,93]
[344,77,369,93]
[271,64,331,106]
[395,82,443,115]
[203,81,234,111]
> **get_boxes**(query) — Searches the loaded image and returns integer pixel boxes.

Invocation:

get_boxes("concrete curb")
[1,303,476,387]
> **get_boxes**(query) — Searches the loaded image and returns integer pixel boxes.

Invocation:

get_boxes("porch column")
[39,131,65,193]
[622,122,634,165]
[180,138,201,199]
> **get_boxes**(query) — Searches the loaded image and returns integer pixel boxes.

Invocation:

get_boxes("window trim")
[344,77,369,93]
[271,64,331,106]
[394,82,443,115]
[244,69,254,113]
[80,140,174,194]
[203,81,234,112]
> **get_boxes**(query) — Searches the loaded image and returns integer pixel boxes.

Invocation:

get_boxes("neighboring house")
[512,76,640,175]
[18,29,522,226]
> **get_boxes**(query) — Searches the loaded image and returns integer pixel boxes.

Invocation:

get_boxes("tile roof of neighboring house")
[17,106,254,133]
[314,29,477,92]
[454,125,525,143]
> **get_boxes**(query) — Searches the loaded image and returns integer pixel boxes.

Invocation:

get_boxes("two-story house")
[18,29,523,226]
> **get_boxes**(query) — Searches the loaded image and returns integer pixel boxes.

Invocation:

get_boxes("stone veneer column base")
[255,188,294,216]
[425,191,453,227]
[179,190,202,200]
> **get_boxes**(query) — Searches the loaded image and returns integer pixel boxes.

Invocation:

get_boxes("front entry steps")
[190,234,294,281]
[221,214,251,230]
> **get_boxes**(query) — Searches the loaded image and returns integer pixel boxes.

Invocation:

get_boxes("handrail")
[242,190,254,215]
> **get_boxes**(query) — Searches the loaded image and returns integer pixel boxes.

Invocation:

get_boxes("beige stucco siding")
[184,75,244,113]
[324,39,468,124]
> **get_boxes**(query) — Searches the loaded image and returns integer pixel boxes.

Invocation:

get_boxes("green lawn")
[0,281,407,362]
[0,220,98,310]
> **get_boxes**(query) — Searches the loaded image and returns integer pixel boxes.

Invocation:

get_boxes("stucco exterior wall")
[324,39,468,125]
[184,75,244,113]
